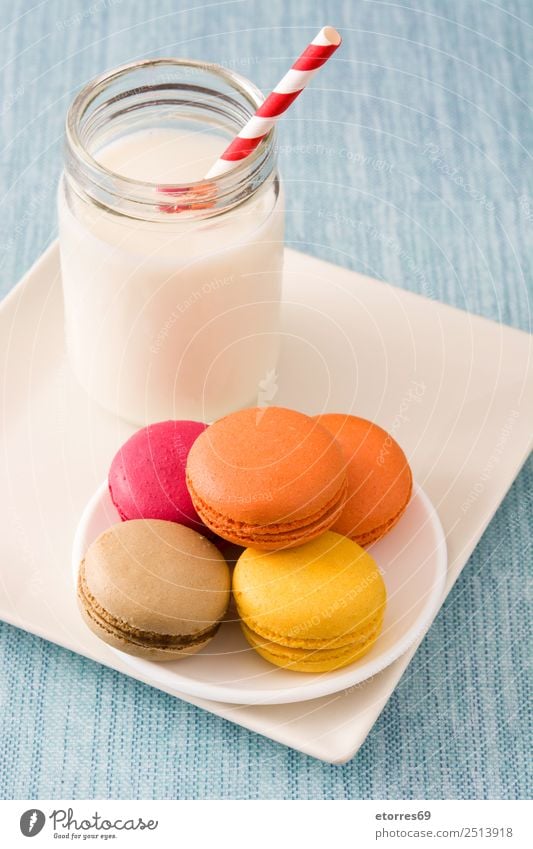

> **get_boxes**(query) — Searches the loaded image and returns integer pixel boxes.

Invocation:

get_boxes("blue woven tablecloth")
[0,0,531,799]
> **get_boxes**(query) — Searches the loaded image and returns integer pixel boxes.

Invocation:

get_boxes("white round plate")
[73,481,447,705]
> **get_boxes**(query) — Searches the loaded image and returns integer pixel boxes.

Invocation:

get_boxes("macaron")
[315,414,413,546]
[77,519,230,661]
[108,420,208,533]
[233,531,386,672]
[186,406,347,550]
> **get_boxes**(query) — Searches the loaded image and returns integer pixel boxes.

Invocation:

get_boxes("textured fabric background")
[0,0,531,799]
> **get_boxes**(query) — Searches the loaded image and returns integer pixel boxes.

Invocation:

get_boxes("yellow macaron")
[233,531,386,672]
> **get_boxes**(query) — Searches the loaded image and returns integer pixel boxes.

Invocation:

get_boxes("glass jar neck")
[63,58,277,222]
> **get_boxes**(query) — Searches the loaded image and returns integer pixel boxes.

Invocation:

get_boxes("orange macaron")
[186,406,347,550]
[315,413,412,546]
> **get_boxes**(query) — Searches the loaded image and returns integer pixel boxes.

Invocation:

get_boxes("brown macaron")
[77,519,230,661]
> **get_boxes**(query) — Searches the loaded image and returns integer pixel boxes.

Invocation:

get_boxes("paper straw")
[204,26,342,179]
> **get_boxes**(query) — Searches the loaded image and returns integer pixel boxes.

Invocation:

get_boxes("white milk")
[58,129,284,423]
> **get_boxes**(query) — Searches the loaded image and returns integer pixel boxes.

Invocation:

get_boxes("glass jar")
[58,59,284,424]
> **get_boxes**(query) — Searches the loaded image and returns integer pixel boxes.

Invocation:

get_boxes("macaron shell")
[241,619,383,672]
[186,406,346,526]
[242,613,384,659]
[108,420,207,531]
[77,592,213,662]
[352,508,409,547]
[315,413,412,544]
[238,604,380,651]
[234,532,386,644]
[188,475,347,551]
[81,519,230,636]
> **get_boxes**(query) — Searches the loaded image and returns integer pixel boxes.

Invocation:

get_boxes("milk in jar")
[58,60,284,424]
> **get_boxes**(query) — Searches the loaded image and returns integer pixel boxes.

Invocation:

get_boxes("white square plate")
[1,244,531,763]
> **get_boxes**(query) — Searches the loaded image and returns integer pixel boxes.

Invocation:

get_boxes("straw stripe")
[270,68,315,94]
[221,135,266,161]
[293,43,340,71]
[238,115,276,139]
[256,89,303,117]
[204,26,341,179]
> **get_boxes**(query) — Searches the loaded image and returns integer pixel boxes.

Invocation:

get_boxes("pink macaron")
[109,420,208,533]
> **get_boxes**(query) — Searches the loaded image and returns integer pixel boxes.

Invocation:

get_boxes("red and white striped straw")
[204,26,342,179]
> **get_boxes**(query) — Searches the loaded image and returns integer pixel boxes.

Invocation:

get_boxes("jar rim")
[65,57,275,195]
